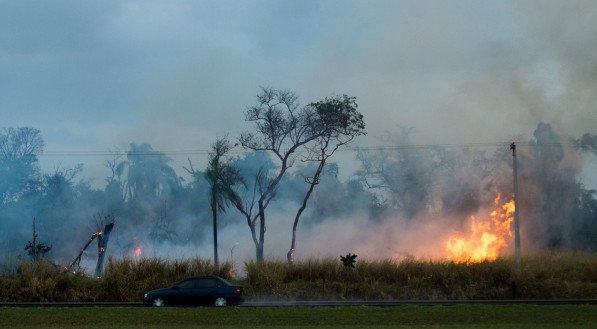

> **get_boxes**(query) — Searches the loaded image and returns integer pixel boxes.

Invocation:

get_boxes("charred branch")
[69,219,115,277]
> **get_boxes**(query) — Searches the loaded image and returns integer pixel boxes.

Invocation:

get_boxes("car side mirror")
[172,286,180,291]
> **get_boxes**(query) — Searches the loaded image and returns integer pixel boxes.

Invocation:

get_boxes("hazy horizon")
[2,1,596,269]
[3,1,596,186]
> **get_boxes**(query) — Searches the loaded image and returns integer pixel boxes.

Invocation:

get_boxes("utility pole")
[510,142,521,265]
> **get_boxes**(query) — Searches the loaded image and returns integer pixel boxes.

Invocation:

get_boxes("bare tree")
[0,127,44,203]
[287,95,365,263]
[355,128,441,219]
[240,88,365,261]
[0,127,44,159]
[229,165,273,259]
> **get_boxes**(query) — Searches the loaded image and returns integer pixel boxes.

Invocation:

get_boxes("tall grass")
[244,257,516,300]
[98,257,232,301]
[1,252,595,302]
[245,252,597,300]
[0,257,232,302]
[0,260,97,302]
[513,251,597,298]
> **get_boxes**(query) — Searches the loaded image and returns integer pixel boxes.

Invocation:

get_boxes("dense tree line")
[1,117,595,267]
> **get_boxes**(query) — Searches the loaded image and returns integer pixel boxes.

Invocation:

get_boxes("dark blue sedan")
[143,275,243,307]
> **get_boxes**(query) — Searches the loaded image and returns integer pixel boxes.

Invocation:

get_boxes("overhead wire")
[36,141,592,157]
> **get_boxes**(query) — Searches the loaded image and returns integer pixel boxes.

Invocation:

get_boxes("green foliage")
[311,94,365,136]
[1,305,596,329]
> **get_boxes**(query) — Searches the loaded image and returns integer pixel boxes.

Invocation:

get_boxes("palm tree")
[204,138,243,267]
[123,143,180,201]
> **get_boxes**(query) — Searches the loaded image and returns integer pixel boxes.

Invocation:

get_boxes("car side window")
[195,278,217,288]
[177,279,195,289]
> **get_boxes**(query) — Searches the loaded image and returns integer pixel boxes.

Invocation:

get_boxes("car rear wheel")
[214,297,227,307]
[152,297,165,307]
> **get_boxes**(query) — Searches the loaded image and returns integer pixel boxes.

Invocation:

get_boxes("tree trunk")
[287,160,325,264]
[257,200,266,262]
[94,223,114,278]
[212,195,219,267]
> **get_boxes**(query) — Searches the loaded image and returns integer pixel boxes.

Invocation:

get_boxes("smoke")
[2,1,597,274]
[3,1,596,184]
[1,122,595,277]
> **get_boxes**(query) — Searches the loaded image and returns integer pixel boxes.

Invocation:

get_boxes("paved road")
[1,299,596,307]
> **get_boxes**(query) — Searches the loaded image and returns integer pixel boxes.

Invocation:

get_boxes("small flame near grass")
[132,240,144,261]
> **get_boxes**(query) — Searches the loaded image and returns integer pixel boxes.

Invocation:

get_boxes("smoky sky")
[2,0,596,185]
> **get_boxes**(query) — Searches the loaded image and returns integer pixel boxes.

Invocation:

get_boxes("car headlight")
[144,293,148,298]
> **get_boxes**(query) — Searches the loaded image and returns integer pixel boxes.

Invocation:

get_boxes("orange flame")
[133,241,143,260]
[445,194,514,263]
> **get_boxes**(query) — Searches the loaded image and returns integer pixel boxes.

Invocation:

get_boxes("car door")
[191,278,218,305]
[174,278,196,305]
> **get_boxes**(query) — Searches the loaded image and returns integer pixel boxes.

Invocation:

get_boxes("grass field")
[0,305,595,329]
[2,252,596,302]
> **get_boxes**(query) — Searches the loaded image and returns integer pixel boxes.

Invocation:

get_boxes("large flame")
[445,194,515,263]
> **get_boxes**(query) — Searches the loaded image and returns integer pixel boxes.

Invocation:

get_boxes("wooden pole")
[510,142,521,265]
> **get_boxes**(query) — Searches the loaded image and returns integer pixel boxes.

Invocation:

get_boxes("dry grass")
[0,257,232,302]
[0,252,595,302]
[97,257,233,301]
[244,252,597,300]
[513,251,597,298]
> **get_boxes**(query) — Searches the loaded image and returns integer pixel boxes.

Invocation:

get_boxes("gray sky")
[2,0,596,185]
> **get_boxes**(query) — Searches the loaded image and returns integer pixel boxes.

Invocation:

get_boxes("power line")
[351,142,589,150]
[36,142,592,157]
[40,150,214,157]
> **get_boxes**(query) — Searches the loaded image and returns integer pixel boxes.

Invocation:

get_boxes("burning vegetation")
[131,239,144,261]
[445,194,515,263]
[69,221,115,277]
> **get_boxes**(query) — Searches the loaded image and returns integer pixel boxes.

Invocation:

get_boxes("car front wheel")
[214,297,227,307]
[152,297,165,307]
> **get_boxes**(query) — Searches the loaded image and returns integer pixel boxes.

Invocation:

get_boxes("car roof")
[176,275,227,283]
[187,275,222,279]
